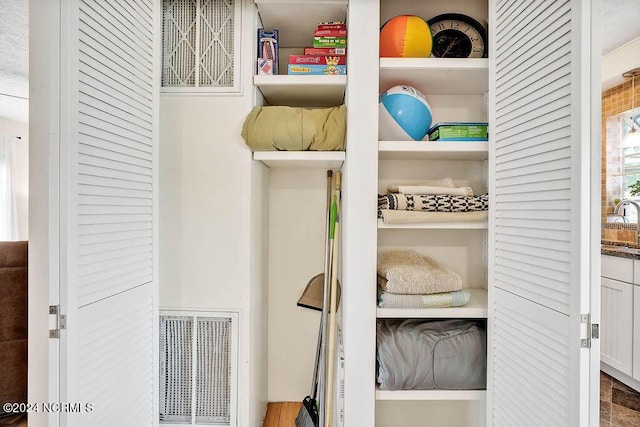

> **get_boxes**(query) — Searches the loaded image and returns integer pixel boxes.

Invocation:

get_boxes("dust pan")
[297,273,341,312]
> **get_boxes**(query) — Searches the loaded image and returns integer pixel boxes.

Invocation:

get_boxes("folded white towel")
[378,285,470,309]
[379,210,488,224]
[377,250,462,295]
[389,185,474,196]
[387,177,455,193]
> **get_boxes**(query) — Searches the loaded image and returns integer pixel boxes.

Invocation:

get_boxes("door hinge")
[49,305,66,339]
[581,313,599,349]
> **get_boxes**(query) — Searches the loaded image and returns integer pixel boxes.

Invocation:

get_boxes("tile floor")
[601,371,640,426]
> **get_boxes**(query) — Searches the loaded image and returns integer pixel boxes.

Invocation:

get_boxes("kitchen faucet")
[615,199,640,244]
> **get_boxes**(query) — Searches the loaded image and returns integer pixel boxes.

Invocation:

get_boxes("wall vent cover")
[161,0,240,92]
[160,310,238,426]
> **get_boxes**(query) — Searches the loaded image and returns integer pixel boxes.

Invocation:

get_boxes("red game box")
[313,29,348,37]
[304,47,346,55]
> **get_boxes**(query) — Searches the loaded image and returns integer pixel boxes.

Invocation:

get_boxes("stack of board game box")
[288,22,347,75]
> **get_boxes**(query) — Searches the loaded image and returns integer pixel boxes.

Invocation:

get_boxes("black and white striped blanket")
[378,193,489,218]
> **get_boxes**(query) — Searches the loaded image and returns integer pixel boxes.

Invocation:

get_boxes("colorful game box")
[258,28,279,75]
[317,23,346,30]
[304,47,346,55]
[287,64,347,75]
[312,37,347,48]
[313,29,348,37]
[427,122,489,141]
[289,55,347,65]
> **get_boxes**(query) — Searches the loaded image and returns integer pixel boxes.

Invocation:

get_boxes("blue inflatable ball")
[379,85,433,141]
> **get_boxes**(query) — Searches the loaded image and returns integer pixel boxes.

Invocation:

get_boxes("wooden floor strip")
[263,402,303,427]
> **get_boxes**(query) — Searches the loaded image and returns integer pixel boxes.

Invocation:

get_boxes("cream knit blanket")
[377,251,462,295]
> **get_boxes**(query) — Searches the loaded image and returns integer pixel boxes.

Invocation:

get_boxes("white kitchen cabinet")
[601,276,633,375]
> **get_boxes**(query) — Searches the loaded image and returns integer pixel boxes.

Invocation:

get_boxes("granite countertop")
[601,240,640,259]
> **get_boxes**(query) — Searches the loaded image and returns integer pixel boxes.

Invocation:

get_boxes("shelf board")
[376,288,488,319]
[379,58,489,95]
[376,387,486,401]
[377,219,488,230]
[379,141,488,160]
[253,151,345,168]
[254,0,348,48]
[254,75,346,107]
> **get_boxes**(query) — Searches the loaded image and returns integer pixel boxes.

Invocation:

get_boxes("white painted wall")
[0,117,28,240]
[267,168,328,401]
[602,36,640,89]
[158,1,268,425]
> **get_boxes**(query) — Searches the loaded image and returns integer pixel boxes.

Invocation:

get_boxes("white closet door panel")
[74,284,154,425]
[490,0,596,424]
[492,288,571,426]
[58,0,158,423]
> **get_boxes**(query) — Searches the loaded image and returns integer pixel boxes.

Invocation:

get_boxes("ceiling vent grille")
[160,311,238,426]
[161,0,240,92]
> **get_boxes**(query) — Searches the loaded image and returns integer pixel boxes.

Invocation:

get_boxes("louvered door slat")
[79,16,152,76]
[80,78,152,118]
[79,114,151,147]
[79,91,153,131]
[80,55,153,105]
[79,124,152,155]
[79,133,153,163]
[79,244,152,267]
[79,164,152,184]
[82,0,153,58]
[491,0,593,424]
[79,153,152,177]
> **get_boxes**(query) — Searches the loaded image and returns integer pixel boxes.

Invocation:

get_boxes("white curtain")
[0,134,19,241]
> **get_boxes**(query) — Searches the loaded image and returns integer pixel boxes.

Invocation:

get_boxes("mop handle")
[325,172,341,427]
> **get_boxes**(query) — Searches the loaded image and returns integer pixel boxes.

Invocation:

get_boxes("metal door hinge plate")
[49,305,65,339]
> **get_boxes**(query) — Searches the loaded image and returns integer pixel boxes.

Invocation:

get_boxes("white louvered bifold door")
[58,0,159,425]
[488,0,599,426]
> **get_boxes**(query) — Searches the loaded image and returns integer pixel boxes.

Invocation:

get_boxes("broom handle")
[319,171,335,427]
[325,172,341,427]
[313,170,333,399]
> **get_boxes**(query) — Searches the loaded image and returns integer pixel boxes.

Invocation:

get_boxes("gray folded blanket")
[377,250,462,295]
[377,319,486,390]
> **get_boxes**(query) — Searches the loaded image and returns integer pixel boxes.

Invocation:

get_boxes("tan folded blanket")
[241,105,346,151]
[377,251,462,295]
[379,210,488,224]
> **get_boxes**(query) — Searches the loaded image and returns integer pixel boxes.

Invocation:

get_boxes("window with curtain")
[0,134,19,241]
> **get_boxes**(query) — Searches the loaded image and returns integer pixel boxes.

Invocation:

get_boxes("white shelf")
[379,58,489,95]
[254,75,346,107]
[378,141,488,160]
[254,0,348,47]
[376,288,488,319]
[253,151,345,168]
[376,388,486,401]
[377,219,487,230]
